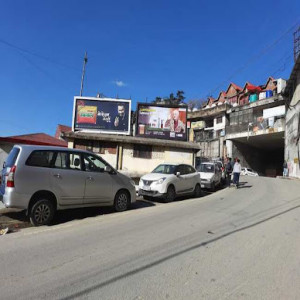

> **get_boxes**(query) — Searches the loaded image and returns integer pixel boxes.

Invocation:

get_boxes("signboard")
[263,105,285,119]
[136,103,187,141]
[191,121,205,130]
[72,97,131,135]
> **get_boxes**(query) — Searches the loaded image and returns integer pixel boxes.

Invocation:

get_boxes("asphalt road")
[1,176,300,299]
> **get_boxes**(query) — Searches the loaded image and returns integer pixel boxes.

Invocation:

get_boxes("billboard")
[136,103,187,141]
[72,97,131,135]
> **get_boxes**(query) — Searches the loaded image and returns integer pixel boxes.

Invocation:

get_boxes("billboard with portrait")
[136,103,187,141]
[72,97,131,135]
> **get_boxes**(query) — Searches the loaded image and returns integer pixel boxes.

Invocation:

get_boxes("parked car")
[197,162,222,191]
[0,145,136,226]
[241,167,258,176]
[138,163,201,202]
[214,160,226,182]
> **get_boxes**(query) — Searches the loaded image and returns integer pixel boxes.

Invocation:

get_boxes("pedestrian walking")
[283,160,288,177]
[233,158,241,188]
[225,157,233,186]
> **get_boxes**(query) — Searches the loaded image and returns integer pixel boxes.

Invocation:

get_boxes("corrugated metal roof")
[0,133,67,147]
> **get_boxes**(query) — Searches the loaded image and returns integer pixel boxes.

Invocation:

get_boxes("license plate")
[201,184,205,188]
[143,186,151,191]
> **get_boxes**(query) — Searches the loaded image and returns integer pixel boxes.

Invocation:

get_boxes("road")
[1,176,300,299]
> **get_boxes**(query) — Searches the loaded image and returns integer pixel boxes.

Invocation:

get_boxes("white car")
[241,167,258,176]
[197,162,222,191]
[138,163,202,202]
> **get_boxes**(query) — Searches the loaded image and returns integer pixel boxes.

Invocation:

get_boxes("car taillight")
[6,166,16,188]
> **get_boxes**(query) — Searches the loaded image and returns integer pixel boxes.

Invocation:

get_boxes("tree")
[152,90,186,105]
[187,98,207,111]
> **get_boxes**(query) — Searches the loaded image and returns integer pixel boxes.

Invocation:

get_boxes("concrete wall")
[72,138,195,178]
[213,115,226,131]
[197,138,224,161]
[285,73,300,178]
[121,144,194,178]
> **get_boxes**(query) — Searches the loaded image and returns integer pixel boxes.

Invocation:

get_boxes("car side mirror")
[104,166,115,174]
[176,172,180,177]
[104,166,112,173]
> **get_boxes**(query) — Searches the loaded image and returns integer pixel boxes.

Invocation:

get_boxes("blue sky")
[0,0,299,136]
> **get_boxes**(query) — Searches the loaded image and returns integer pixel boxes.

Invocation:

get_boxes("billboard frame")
[135,102,188,141]
[72,96,131,135]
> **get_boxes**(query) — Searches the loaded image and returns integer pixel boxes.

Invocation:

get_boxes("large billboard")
[136,103,187,141]
[72,97,131,135]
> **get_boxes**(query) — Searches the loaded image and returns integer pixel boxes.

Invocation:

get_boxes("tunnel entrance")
[230,131,284,177]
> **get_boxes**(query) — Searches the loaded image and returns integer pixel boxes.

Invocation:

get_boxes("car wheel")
[164,185,176,203]
[194,184,201,198]
[210,182,216,192]
[29,199,55,226]
[114,190,130,212]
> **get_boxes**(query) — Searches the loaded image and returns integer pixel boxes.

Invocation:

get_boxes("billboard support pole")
[80,52,88,96]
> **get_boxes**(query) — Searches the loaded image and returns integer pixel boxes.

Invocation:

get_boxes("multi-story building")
[284,54,300,178]
[188,77,287,176]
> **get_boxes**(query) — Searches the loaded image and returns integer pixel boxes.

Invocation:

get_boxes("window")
[152,164,176,174]
[133,145,152,159]
[177,165,186,175]
[54,152,82,171]
[26,151,54,168]
[185,165,196,174]
[216,116,223,124]
[83,154,107,172]
[230,112,237,125]
[5,147,20,167]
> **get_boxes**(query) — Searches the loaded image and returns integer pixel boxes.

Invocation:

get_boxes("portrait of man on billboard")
[113,103,129,131]
[164,109,186,133]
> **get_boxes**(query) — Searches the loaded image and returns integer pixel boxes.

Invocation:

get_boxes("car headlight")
[130,180,136,187]
[154,177,166,185]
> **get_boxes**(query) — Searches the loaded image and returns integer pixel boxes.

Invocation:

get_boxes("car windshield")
[248,169,253,172]
[152,164,176,174]
[197,164,215,173]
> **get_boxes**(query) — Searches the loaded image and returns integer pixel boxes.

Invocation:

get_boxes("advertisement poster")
[136,104,187,141]
[73,97,131,135]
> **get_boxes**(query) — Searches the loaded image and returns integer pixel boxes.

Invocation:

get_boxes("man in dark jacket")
[225,157,233,186]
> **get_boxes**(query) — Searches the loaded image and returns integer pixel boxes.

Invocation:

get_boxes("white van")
[0,145,136,226]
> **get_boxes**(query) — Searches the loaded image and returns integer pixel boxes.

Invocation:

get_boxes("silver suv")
[0,145,136,226]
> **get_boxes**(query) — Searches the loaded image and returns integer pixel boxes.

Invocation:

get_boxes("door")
[82,153,113,204]
[51,151,85,206]
[175,165,189,194]
[184,165,198,192]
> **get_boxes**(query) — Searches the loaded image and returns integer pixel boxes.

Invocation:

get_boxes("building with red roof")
[0,132,67,168]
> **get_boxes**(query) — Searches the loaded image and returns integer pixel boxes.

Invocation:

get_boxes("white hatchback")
[138,163,202,202]
[241,167,258,176]
[197,162,222,191]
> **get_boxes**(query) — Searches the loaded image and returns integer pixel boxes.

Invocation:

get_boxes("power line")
[205,20,300,98]
[0,38,81,72]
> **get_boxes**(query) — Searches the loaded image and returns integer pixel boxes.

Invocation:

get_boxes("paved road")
[1,176,300,299]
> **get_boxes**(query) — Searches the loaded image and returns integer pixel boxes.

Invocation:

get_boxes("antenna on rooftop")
[80,52,88,96]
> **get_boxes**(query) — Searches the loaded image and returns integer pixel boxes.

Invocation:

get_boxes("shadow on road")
[0,183,228,230]
[60,202,300,300]
[51,199,156,226]
[0,200,157,230]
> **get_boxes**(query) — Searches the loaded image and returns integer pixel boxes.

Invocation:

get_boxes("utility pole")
[80,52,88,96]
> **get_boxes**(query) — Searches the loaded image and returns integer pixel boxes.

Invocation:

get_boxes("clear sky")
[0,0,299,136]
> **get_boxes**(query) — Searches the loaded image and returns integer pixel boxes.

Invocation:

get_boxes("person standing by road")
[233,158,241,188]
[283,160,288,177]
[225,157,233,186]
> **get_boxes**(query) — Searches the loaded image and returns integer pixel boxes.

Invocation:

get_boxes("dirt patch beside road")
[0,208,32,234]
